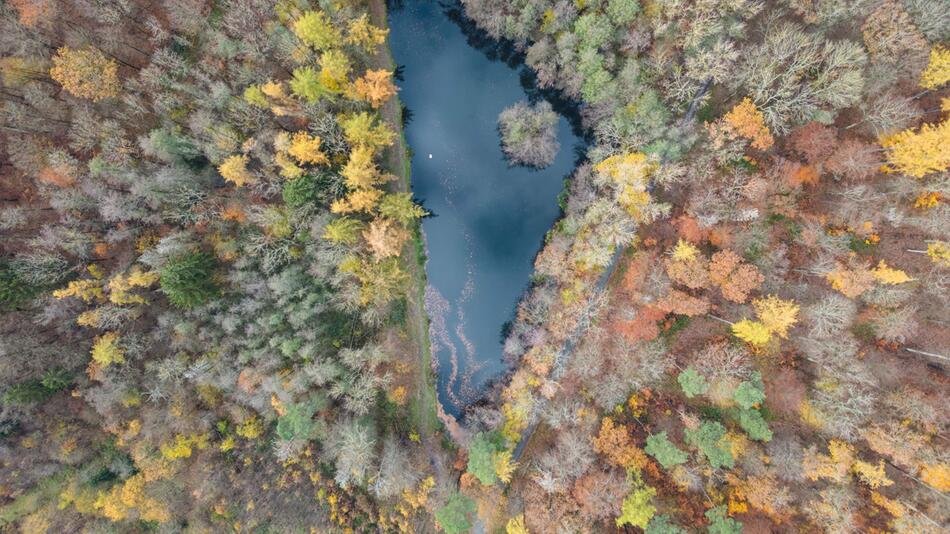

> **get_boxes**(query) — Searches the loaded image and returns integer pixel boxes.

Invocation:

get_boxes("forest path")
[369,0,450,490]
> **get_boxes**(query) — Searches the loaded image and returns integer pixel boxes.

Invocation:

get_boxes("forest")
[0,0,948,533]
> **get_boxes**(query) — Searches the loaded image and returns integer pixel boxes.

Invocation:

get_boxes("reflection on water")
[389,0,584,416]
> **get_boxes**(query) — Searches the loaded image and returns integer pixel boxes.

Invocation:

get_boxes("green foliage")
[646,515,687,534]
[378,193,426,225]
[616,474,656,529]
[738,409,772,442]
[435,494,476,534]
[159,252,219,308]
[0,262,38,309]
[243,85,268,107]
[733,371,765,409]
[275,402,316,441]
[685,421,734,469]
[282,174,321,209]
[2,370,70,406]
[467,432,500,485]
[645,432,688,469]
[144,128,204,167]
[706,505,743,534]
[677,367,709,398]
[290,66,328,103]
[606,0,640,25]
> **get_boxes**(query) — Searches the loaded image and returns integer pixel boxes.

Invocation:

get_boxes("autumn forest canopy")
[0,0,949,533]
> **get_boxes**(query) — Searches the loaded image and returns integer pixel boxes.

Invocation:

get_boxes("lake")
[388,0,583,416]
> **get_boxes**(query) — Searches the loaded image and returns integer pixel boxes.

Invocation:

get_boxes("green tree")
[734,371,765,409]
[467,432,499,485]
[159,252,219,309]
[379,193,426,225]
[276,402,316,441]
[290,66,329,103]
[738,409,772,442]
[678,367,709,398]
[435,494,476,534]
[646,515,687,534]
[685,421,734,469]
[645,432,688,469]
[706,505,742,534]
[282,174,321,209]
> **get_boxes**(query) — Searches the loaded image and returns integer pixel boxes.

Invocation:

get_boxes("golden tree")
[50,46,120,101]
[346,14,388,52]
[880,119,950,178]
[287,131,329,166]
[362,218,409,262]
[218,155,255,187]
[920,45,950,90]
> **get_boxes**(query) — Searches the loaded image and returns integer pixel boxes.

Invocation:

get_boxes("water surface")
[388,0,582,415]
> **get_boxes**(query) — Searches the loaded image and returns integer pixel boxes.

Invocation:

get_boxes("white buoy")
[428,154,433,159]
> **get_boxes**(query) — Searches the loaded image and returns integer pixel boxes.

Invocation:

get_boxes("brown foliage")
[708,250,763,303]
[824,139,881,181]
[665,256,710,290]
[656,289,710,316]
[789,122,838,163]
[572,469,626,522]
[673,215,706,243]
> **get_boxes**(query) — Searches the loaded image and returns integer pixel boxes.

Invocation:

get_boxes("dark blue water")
[388,0,582,416]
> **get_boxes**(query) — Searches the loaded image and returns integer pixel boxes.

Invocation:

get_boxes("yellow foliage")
[671,238,699,261]
[492,449,518,484]
[826,263,874,298]
[91,332,124,367]
[927,241,950,266]
[852,460,893,489]
[218,155,256,187]
[803,440,855,483]
[920,45,950,90]
[346,14,388,52]
[108,267,159,305]
[752,295,799,338]
[731,319,772,347]
[94,474,171,523]
[331,188,384,214]
[49,46,119,101]
[159,433,210,460]
[236,417,265,440]
[880,119,950,178]
[287,131,328,166]
[919,463,950,492]
[363,218,409,262]
[594,152,657,217]
[914,191,941,209]
[870,260,912,285]
[870,491,905,518]
[53,278,104,303]
[723,97,774,150]
[506,514,529,534]
[342,145,388,190]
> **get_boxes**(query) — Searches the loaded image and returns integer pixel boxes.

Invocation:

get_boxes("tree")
[50,47,120,101]
[709,250,763,303]
[880,119,950,178]
[467,432,499,485]
[353,69,398,109]
[91,332,125,367]
[870,261,912,285]
[287,131,329,166]
[645,432,688,468]
[677,368,709,398]
[435,494,476,534]
[592,417,648,470]
[289,67,328,103]
[616,474,656,529]
[276,402,317,441]
[752,295,799,339]
[723,97,774,150]
[920,45,950,89]
[346,14,388,52]
[706,505,742,534]
[159,252,219,308]
[218,155,255,187]
[343,145,391,190]
[294,11,341,50]
[734,372,765,409]
[341,112,396,149]
[732,319,771,347]
[323,217,364,245]
[646,515,687,534]
[738,409,772,441]
[685,421,734,469]
[497,101,560,168]
[379,193,426,225]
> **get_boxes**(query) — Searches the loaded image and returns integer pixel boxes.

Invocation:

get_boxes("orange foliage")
[789,121,838,163]
[591,417,648,470]
[613,305,665,342]
[723,98,774,150]
[656,289,709,316]
[352,69,397,108]
[708,250,763,303]
[665,255,710,290]
[37,165,76,187]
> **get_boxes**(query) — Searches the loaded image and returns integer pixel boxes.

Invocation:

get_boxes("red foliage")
[612,305,666,342]
[789,121,838,163]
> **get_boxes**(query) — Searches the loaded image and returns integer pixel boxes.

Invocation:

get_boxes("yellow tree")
[91,332,125,367]
[753,295,799,338]
[920,45,950,90]
[218,155,255,187]
[50,46,120,101]
[293,11,340,50]
[880,119,950,178]
[287,131,329,166]
[346,14,388,52]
